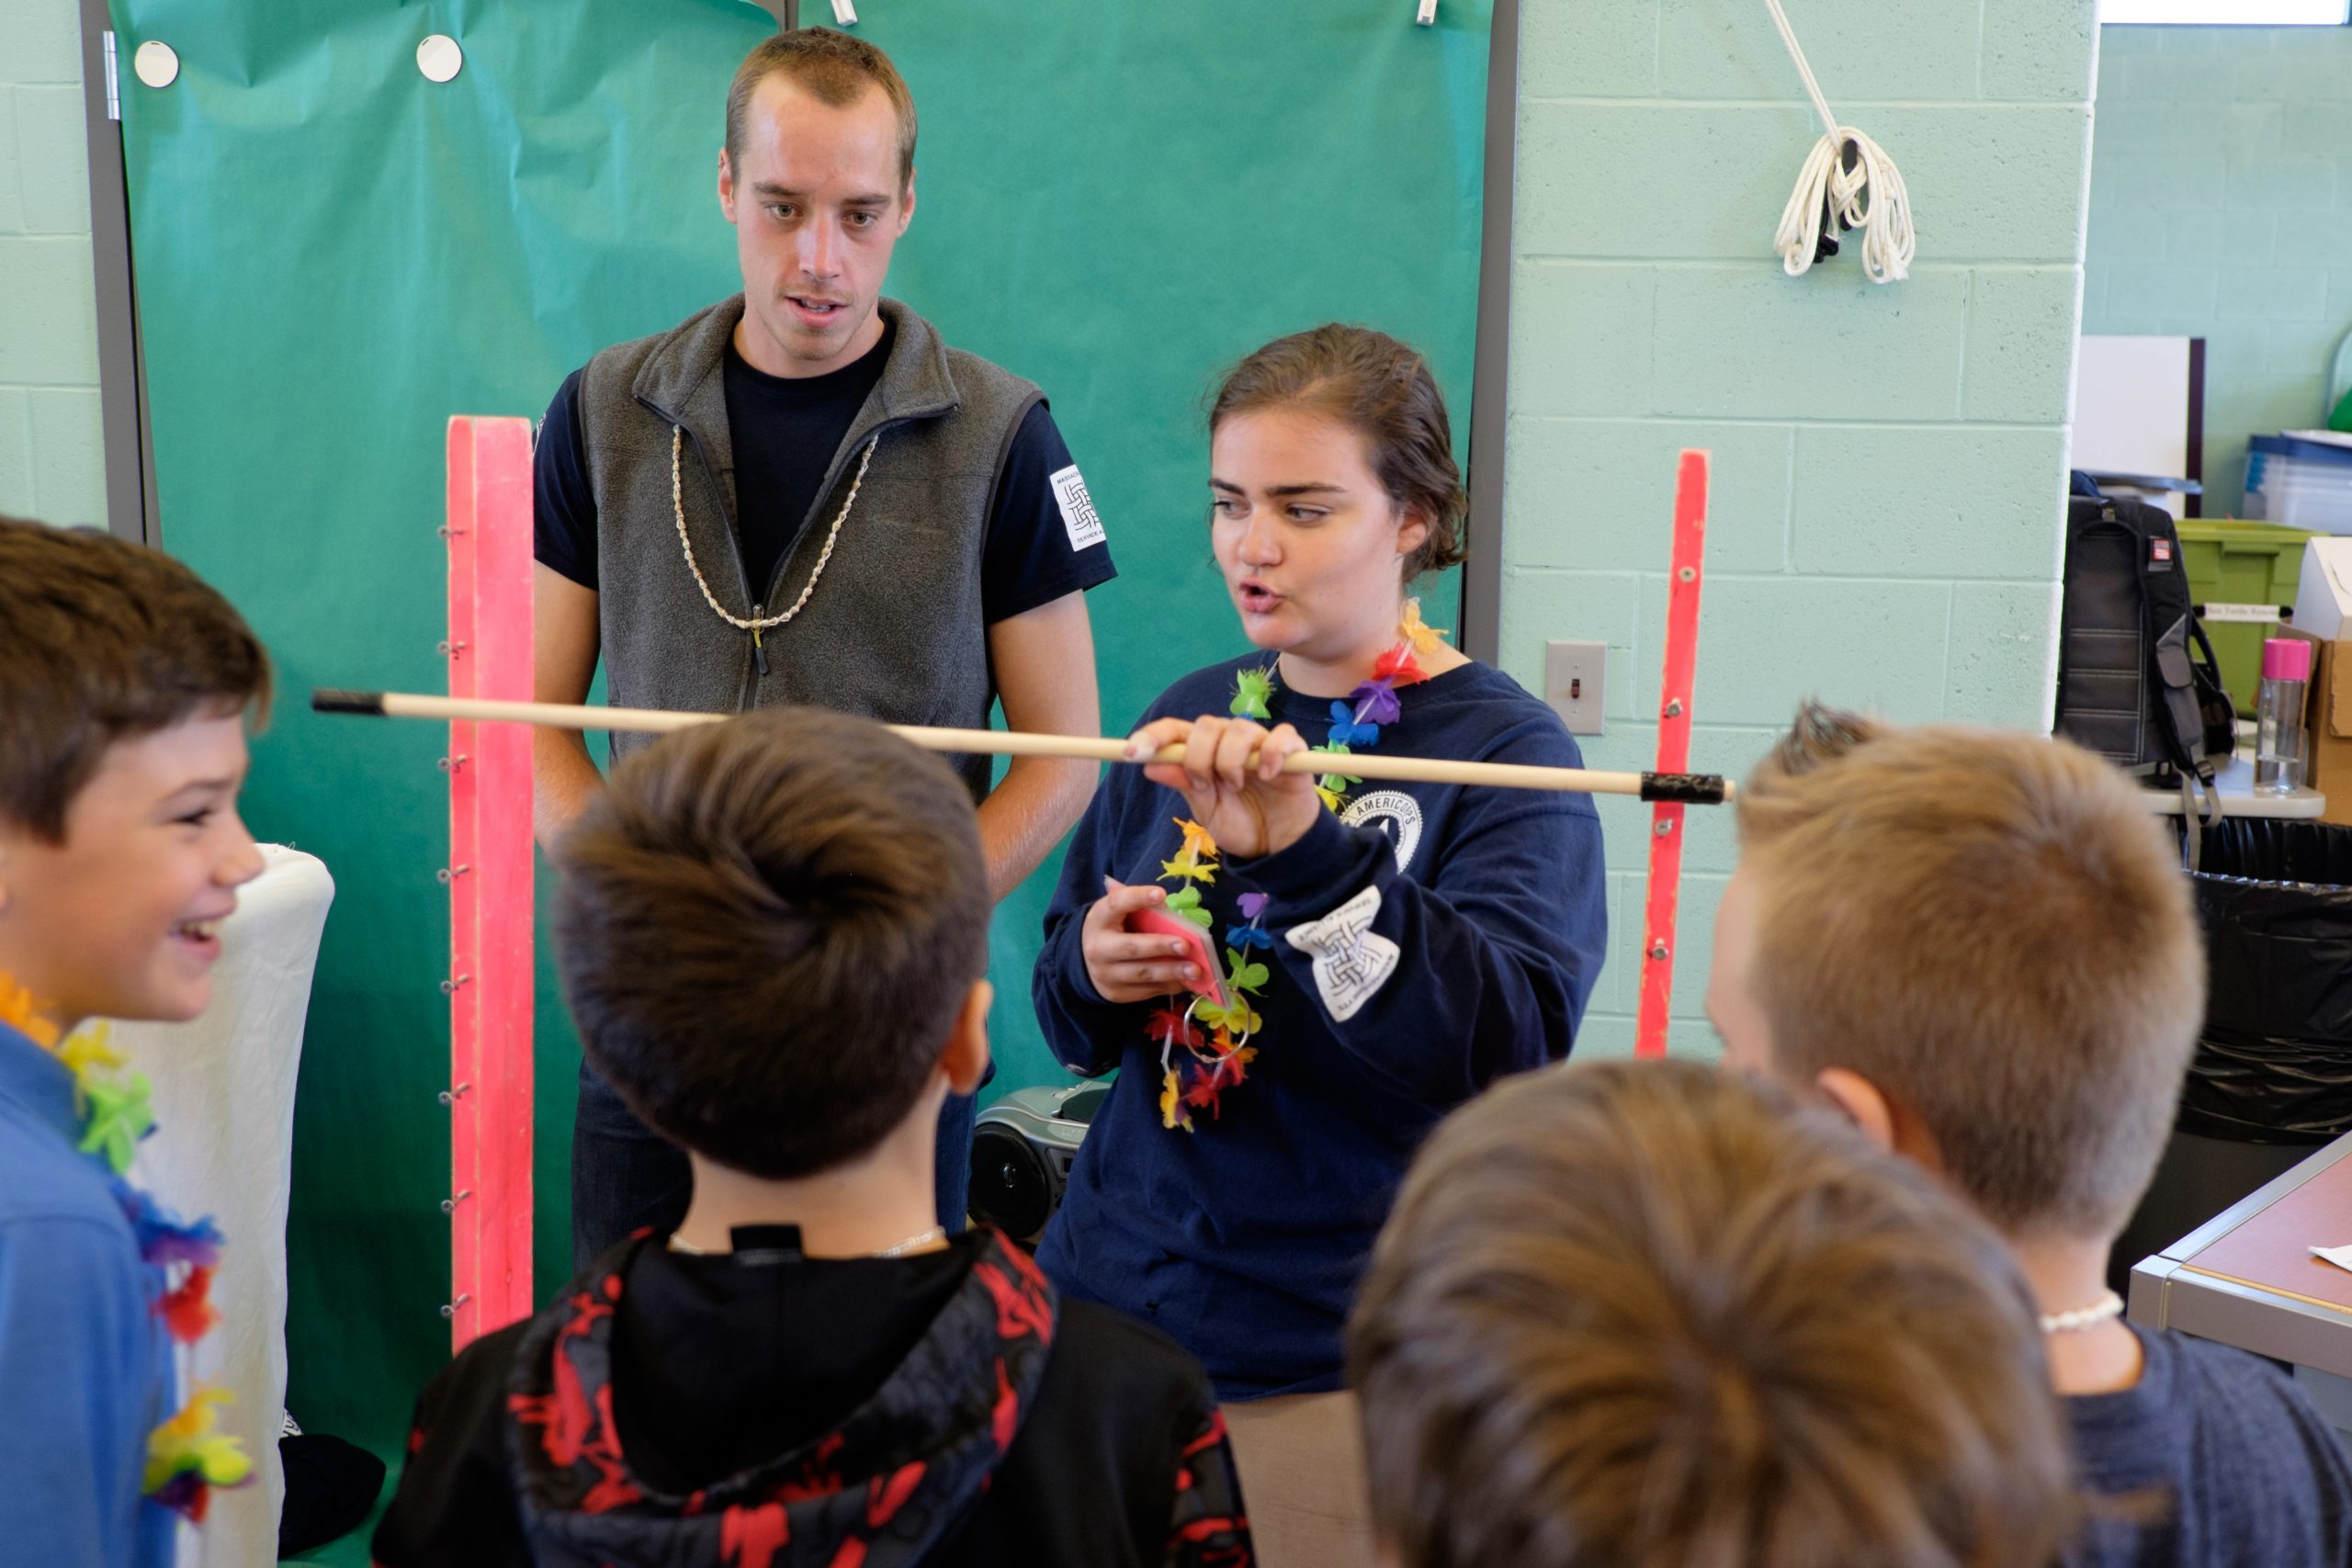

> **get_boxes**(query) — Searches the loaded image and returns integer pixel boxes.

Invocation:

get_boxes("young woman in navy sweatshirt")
[1031,324,1608,1566]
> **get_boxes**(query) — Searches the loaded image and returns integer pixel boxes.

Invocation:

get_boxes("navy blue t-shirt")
[1031,653,1608,1400]
[2066,1322,2352,1566]
[534,321,1113,624]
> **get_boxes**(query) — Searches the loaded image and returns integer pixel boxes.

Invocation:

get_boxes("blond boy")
[1711,705,2352,1565]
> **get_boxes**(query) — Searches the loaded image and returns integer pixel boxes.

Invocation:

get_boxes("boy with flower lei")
[0,517,266,1564]
[1028,329,1607,1567]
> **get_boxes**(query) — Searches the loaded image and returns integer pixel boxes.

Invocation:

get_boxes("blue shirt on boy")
[0,1018,175,1568]
[2067,1320,2352,1566]
[1034,654,1607,1400]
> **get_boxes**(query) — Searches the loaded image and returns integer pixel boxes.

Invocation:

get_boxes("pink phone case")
[1125,908,1227,1007]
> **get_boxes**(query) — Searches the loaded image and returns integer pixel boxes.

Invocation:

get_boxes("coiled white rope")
[1763,0,1916,285]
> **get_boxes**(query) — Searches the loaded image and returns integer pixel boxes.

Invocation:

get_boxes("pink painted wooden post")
[1635,451,1711,1058]
[444,416,537,1348]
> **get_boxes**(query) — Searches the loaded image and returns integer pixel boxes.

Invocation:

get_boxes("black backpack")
[2055,489,2236,790]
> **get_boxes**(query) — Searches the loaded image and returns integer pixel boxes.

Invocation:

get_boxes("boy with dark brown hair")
[0,515,272,1566]
[1712,705,2352,1566]
[377,707,1250,1567]
[1349,1057,2078,1568]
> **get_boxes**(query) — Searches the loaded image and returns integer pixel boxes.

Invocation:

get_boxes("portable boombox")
[967,1080,1110,1242]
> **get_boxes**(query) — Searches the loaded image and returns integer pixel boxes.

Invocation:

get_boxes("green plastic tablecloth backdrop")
[112,0,1489,1454]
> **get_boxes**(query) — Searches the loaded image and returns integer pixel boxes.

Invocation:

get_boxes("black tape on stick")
[1639,773,1729,805]
[311,688,388,716]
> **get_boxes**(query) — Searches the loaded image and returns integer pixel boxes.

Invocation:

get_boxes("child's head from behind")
[1207,325,1467,661]
[0,517,271,1032]
[555,707,990,1180]
[1710,704,2203,1244]
[1349,1058,2075,1568]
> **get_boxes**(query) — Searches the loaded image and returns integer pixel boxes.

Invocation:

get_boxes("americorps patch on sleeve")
[1048,464,1107,553]
[1286,885,1400,1022]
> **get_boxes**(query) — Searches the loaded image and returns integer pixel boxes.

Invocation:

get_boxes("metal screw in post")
[1678,566,1697,583]
[1653,818,1675,838]
[440,974,470,996]
[439,1190,472,1215]
[1648,941,1670,961]
[435,639,467,659]
[435,864,471,885]
[436,1081,472,1106]
[1664,699,1684,718]
[436,753,469,773]
[439,1293,473,1321]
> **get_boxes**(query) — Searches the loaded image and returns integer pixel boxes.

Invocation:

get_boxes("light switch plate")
[1545,639,1606,736]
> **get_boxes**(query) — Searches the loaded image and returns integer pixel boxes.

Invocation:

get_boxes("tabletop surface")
[2143,756,2327,819]
[2174,1152,2352,1313]
[2132,1134,2352,1378]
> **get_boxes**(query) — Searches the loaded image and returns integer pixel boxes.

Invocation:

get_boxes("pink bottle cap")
[2264,637,2313,682]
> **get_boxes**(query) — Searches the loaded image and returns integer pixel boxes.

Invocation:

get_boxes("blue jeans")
[570,1062,978,1272]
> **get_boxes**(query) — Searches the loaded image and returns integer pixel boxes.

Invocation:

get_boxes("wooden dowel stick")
[312,689,1732,802]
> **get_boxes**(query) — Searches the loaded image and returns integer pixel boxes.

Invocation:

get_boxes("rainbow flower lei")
[0,978,252,1522]
[1150,600,1449,1131]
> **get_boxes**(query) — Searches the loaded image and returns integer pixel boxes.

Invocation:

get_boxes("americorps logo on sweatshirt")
[1340,790,1422,874]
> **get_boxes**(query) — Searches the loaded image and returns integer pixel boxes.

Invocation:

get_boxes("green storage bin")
[2180,519,2316,716]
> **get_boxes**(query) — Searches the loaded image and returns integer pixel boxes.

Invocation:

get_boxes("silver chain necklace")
[669,424,876,640]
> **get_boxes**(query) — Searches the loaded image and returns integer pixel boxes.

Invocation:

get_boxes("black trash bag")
[2176,818,2352,1144]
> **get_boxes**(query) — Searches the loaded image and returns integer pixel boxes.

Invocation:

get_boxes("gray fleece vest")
[577,296,1041,800]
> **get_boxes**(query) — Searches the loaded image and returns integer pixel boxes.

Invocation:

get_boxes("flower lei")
[0,978,252,1521]
[1150,600,1450,1131]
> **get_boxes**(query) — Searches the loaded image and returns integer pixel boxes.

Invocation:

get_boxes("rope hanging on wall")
[1762,0,1915,285]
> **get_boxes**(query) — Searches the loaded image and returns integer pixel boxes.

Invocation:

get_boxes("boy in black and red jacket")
[374,707,1250,1568]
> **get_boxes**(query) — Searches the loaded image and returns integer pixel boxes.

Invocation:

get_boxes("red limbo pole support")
[1635,451,1712,1058]
[443,416,536,1348]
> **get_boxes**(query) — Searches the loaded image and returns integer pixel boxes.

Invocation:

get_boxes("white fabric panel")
[114,845,334,1568]
[2075,334,2197,520]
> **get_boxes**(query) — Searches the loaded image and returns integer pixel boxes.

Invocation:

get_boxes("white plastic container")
[2246,435,2352,534]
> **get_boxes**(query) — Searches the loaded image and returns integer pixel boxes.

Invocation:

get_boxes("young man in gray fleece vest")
[531,28,1116,1266]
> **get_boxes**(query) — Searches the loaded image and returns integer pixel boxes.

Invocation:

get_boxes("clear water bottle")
[2256,637,2312,795]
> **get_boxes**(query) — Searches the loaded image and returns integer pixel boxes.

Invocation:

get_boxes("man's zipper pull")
[752,607,769,678]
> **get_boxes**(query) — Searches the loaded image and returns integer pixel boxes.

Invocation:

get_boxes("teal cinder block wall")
[1503,0,2098,1055]
[0,0,106,526]
[2082,25,2352,517]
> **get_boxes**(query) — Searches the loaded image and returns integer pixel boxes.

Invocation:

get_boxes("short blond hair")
[726,28,917,191]
[1735,704,2204,1238]
[1350,1058,2076,1568]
